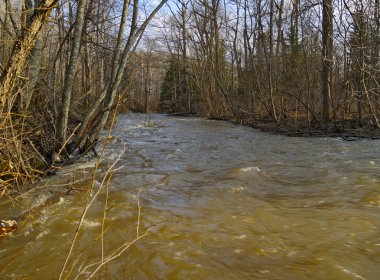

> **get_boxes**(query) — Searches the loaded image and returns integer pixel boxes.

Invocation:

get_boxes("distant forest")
[0,0,379,189]
[156,0,380,128]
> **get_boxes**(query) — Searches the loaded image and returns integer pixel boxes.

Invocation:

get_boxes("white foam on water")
[335,265,367,280]
[174,251,187,260]
[30,193,52,209]
[125,124,145,130]
[36,229,50,240]
[229,186,244,193]
[56,196,65,205]
[233,234,247,240]
[82,220,101,228]
[240,166,260,172]
[65,160,95,171]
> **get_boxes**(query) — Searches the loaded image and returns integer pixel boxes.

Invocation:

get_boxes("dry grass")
[0,108,45,194]
[0,94,86,197]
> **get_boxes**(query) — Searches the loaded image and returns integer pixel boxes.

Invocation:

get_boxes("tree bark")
[56,0,88,145]
[73,0,168,152]
[321,0,333,123]
[0,0,58,108]
[22,33,44,111]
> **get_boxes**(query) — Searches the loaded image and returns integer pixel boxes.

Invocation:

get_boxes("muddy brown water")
[0,114,380,279]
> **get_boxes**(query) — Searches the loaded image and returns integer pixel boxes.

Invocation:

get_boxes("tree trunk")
[73,0,168,152]
[276,0,284,56]
[56,0,88,145]
[22,33,44,111]
[321,0,333,123]
[0,0,58,108]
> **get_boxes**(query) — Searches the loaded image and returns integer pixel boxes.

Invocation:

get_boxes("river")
[1,114,380,279]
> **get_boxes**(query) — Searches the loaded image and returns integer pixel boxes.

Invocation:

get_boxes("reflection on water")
[1,114,380,279]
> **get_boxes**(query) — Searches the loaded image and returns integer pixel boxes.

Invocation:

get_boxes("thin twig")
[59,96,123,280]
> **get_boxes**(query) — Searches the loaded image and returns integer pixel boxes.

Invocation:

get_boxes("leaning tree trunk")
[74,0,168,152]
[70,0,133,152]
[0,0,58,109]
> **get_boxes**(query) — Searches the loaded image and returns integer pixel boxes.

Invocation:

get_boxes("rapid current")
[0,114,379,279]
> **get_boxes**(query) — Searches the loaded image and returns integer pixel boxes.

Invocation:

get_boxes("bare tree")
[56,0,88,145]
[0,0,58,108]
[321,0,333,123]
[71,0,168,152]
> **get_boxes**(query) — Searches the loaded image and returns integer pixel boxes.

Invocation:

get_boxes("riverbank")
[240,117,380,140]
[171,113,380,140]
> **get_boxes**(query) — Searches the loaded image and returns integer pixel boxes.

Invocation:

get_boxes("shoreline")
[239,119,380,140]
[167,113,380,140]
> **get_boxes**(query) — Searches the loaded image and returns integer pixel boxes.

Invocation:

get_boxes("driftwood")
[0,219,17,237]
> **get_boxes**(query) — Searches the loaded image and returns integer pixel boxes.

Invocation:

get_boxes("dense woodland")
[157,0,380,127]
[1,0,380,190]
